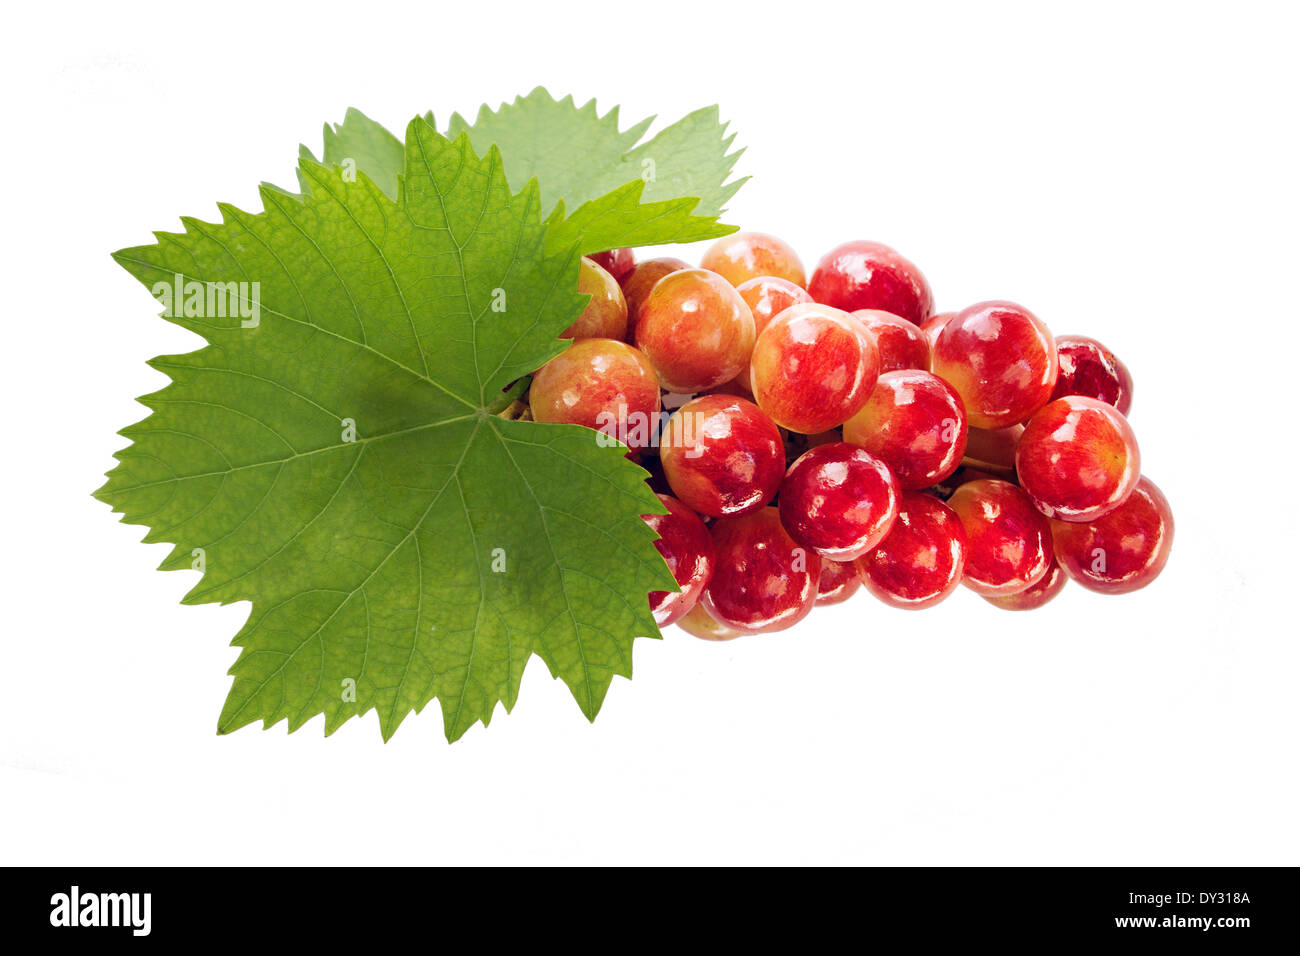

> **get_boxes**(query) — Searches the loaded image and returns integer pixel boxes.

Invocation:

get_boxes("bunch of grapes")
[527,233,1174,641]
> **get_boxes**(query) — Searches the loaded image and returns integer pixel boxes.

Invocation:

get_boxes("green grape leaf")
[98,118,696,742]
[290,89,745,241]
[298,107,406,199]
[449,87,747,220]
[544,180,729,257]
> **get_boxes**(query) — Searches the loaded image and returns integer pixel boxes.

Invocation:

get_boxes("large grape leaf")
[98,116,732,742]
[295,89,745,229]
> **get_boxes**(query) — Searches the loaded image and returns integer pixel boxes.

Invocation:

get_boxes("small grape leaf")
[291,89,746,234]
[294,107,406,199]
[448,88,747,219]
[97,117,720,742]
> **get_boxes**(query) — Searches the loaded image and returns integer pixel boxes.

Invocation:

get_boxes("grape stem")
[496,399,533,422]
[959,456,1017,482]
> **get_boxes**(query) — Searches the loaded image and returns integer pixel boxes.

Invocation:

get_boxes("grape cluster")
[531,234,1174,641]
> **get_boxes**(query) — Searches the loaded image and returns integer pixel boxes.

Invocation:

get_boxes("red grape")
[701,231,806,288]
[808,240,934,325]
[621,256,691,325]
[920,310,954,351]
[855,491,967,609]
[660,394,785,517]
[983,554,1068,610]
[947,479,1053,597]
[1052,334,1134,415]
[963,424,1024,471]
[842,370,967,490]
[778,442,900,561]
[852,309,931,372]
[635,268,756,392]
[737,276,815,337]
[931,301,1058,429]
[1017,396,1141,522]
[728,276,814,393]
[562,256,627,341]
[750,303,879,434]
[816,557,861,605]
[1050,476,1173,594]
[676,603,743,641]
[590,247,636,284]
[643,494,715,627]
[702,507,820,633]
[530,339,659,450]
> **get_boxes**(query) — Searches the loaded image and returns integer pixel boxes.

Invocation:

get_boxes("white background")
[2,0,1297,865]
